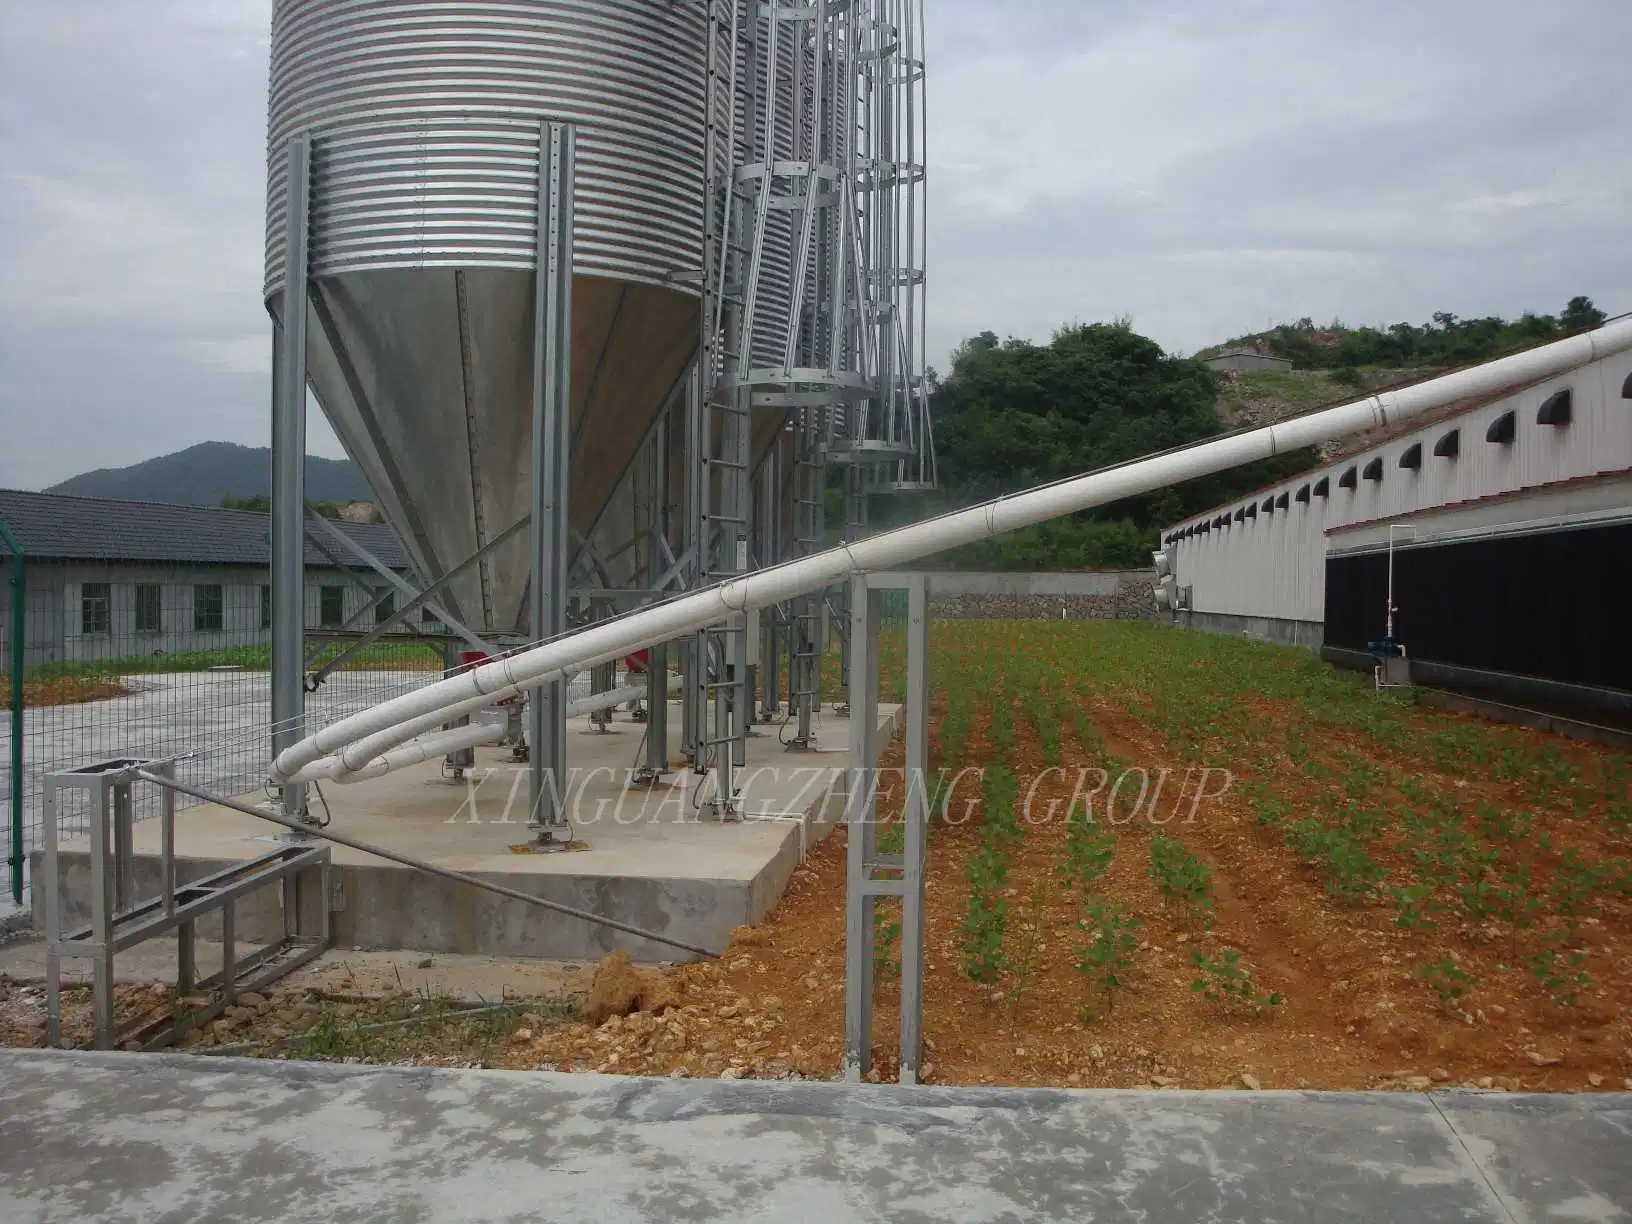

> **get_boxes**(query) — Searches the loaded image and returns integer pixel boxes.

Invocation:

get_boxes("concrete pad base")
[33,703,898,963]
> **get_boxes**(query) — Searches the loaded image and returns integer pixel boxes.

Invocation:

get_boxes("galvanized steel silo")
[265,1,707,633]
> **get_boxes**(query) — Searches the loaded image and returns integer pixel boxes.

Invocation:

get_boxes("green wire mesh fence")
[0,540,456,905]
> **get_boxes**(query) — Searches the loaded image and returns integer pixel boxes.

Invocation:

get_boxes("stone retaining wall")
[926,572,1158,621]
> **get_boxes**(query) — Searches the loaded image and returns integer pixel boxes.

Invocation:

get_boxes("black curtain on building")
[1324,523,1630,694]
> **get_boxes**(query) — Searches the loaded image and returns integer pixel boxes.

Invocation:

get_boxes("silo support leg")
[271,132,311,826]
[528,120,575,848]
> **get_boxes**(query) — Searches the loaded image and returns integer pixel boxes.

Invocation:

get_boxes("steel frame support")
[641,641,670,779]
[842,571,929,1083]
[898,573,930,1081]
[303,511,508,670]
[271,132,311,824]
[680,364,703,765]
[638,408,672,782]
[528,120,575,843]
[43,759,330,1052]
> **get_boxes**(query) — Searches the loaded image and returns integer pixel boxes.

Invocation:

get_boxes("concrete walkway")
[2,1050,1628,1222]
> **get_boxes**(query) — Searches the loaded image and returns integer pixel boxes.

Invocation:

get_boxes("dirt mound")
[583,951,678,1026]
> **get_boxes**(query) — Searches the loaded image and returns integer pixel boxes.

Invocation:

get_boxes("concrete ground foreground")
[2,1050,1629,1222]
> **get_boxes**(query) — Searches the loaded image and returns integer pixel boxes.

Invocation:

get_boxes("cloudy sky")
[2,1,1628,489]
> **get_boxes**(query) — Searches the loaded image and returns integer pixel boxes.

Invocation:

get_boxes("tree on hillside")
[1230,298,1607,372]
[219,494,363,521]
[919,322,1315,570]
[1561,296,1607,333]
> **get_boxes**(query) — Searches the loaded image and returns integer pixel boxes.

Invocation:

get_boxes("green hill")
[44,442,371,507]
[1202,295,1607,432]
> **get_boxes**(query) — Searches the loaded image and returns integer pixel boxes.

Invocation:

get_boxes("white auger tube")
[285,672,686,785]
[272,319,1632,788]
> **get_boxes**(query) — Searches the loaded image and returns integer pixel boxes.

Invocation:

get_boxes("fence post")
[1,516,24,905]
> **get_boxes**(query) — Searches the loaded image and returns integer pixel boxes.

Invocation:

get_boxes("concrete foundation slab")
[32,703,898,963]
[2,1050,1627,1223]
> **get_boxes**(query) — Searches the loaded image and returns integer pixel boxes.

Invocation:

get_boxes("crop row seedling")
[958,764,1023,984]
[1075,896,1139,1020]
[1417,957,1478,1008]
[1024,690,1063,767]
[1059,802,1116,894]
[1530,939,1591,1007]
[1189,949,1283,1016]
[1149,835,1213,930]
[958,842,1010,984]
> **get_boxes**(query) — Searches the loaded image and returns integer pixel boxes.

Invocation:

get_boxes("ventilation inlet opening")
[1622,371,1632,398]
[1200,520,1211,534]
[1275,492,1289,510]
[1245,503,1257,520]
[1486,410,1516,445]
[1399,442,1423,470]
[1338,466,1358,489]
[1433,428,1460,459]
[1295,484,1311,504]
[1362,457,1384,482]
[1234,508,1245,523]
[1536,388,1572,426]
[1261,496,1275,514]
[1313,477,1330,498]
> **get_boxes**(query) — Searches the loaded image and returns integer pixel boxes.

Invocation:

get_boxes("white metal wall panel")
[1593,350,1632,472]
[1167,347,1632,627]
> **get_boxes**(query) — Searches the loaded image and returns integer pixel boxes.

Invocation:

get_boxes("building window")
[194,584,223,632]
[135,584,162,633]
[261,585,271,630]
[421,604,441,625]
[320,585,345,628]
[375,592,396,627]
[81,583,111,635]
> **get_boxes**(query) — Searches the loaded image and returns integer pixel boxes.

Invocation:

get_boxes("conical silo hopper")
[265,1,707,635]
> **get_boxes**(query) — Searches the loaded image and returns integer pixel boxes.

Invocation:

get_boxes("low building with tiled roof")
[0,489,425,667]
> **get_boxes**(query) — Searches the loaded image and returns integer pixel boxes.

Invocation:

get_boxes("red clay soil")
[493,696,1632,1093]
